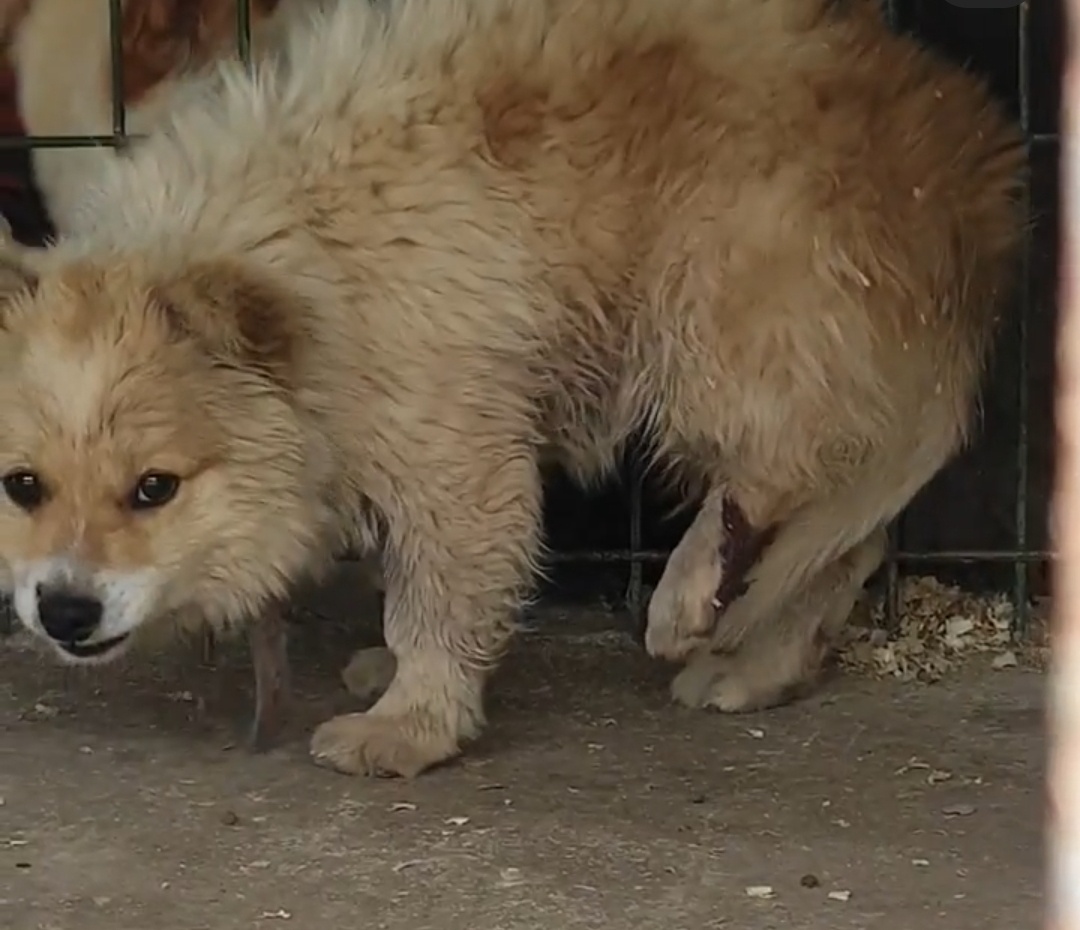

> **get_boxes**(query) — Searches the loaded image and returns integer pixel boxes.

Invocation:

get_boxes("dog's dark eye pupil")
[2,469,44,512]
[131,472,181,510]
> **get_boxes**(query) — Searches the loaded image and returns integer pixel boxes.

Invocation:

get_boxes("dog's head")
[0,250,324,664]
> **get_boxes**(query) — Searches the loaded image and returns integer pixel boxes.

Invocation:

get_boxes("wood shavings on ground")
[837,574,1049,682]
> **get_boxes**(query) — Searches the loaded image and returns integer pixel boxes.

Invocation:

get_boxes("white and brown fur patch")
[0,0,1027,777]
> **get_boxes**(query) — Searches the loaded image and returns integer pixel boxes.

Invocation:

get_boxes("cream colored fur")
[0,0,1026,777]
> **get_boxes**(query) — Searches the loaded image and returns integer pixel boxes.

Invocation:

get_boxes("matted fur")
[0,0,1026,776]
[0,0,332,231]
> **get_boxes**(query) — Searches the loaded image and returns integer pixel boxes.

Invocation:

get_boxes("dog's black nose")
[37,588,103,644]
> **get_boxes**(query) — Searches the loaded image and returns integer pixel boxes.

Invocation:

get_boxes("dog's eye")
[130,472,181,511]
[2,469,45,512]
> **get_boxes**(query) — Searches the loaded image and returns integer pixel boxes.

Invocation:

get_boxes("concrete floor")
[0,605,1044,930]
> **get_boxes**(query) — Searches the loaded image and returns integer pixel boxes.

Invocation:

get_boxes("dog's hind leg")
[645,484,776,662]
[671,525,886,711]
[645,450,910,663]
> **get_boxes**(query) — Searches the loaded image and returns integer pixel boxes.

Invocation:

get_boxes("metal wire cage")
[0,0,1055,638]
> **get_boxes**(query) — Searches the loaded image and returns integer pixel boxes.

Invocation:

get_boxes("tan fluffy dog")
[0,0,1025,777]
[0,0,365,752]
[0,0,331,232]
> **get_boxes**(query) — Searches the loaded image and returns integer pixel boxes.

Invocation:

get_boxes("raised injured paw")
[645,493,768,662]
[309,709,460,778]
[644,580,716,662]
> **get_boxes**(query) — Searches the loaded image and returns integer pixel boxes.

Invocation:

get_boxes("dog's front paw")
[310,710,460,778]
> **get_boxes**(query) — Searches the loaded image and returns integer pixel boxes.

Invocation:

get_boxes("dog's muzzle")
[36,585,128,658]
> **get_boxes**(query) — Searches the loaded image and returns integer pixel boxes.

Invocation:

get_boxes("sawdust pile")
[837,574,1049,682]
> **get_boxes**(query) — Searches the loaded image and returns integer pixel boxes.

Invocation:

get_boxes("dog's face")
[0,252,320,664]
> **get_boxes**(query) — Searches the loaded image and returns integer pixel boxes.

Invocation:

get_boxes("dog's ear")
[150,259,300,387]
[119,0,282,104]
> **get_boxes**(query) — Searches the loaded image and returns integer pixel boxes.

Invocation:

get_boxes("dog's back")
[387,0,1022,481]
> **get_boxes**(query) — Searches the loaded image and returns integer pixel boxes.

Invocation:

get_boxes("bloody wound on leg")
[711,497,776,615]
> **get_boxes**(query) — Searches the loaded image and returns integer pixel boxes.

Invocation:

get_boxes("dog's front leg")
[310,439,543,778]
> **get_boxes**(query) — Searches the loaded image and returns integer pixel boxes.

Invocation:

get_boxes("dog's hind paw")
[671,654,756,711]
[671,650,813,713]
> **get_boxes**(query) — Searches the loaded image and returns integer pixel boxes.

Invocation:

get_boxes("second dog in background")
[0,0,329,231]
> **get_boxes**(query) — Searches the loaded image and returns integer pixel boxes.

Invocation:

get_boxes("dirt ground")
[0,582,1044,930]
